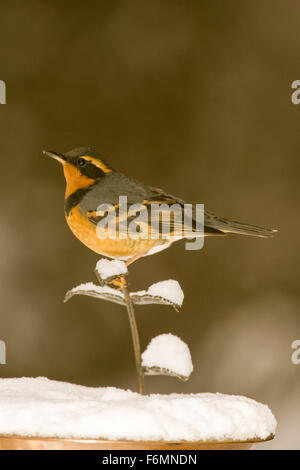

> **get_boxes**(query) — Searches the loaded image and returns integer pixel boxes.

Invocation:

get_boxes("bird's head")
[43,147,112,197]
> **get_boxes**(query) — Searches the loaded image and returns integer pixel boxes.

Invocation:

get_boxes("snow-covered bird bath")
[0,259,277,449]
[0,377,276,448]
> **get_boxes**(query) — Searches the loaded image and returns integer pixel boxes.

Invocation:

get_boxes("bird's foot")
[94,268,128,290]
[107,274,128,289]
[94,259,129,290]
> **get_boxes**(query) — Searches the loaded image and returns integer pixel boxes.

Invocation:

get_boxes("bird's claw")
[94,269,128,290]
[107,274,128,289]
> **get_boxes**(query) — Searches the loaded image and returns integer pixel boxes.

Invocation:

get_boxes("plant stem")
[121,284,144,395]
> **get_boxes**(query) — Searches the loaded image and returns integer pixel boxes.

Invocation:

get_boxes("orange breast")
[66,206,167,259]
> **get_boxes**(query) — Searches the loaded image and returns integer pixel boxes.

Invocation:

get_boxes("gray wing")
[79,172,223,236]
[79,171,275,238]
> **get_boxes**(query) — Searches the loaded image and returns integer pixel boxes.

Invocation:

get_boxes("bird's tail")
[205,214,277,238]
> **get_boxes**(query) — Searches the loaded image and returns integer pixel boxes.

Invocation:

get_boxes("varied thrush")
[44,147,276,266]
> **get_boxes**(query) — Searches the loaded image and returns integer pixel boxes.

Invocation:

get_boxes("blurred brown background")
[0,0,299,449]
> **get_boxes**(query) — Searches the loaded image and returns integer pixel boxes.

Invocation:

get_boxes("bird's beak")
[43,150,66,164]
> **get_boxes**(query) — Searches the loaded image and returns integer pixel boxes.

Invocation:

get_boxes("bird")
[44,147,277,266]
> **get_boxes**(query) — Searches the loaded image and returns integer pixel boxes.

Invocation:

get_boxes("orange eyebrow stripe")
[81,156,112,173]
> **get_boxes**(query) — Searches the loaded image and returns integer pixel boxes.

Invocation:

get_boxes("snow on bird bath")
[0,377,276,442]
[95,259,128,280]
[142,334,193,379]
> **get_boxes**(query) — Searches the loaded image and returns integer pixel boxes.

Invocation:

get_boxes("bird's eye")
[77,158,86,167]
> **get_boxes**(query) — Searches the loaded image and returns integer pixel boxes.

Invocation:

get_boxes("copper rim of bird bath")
[0,434,274,450]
